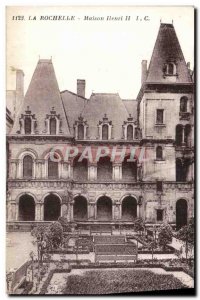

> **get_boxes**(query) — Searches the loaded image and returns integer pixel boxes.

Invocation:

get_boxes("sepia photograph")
[6,5,195,295]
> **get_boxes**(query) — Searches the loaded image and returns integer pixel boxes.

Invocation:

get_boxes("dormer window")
[163,62,177,77]
[44,107,62,135]
[74,114,88,140]
[122,114,138,140]
[24,117,31,134]
[50,117,56,135]
[102,124,109,140]
[19,106,37,135]
[98,114,113,140]
[78,124,84,140]
[127,124,133,141]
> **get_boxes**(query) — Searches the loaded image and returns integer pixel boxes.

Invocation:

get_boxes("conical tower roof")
[146,23,192,84]
[11,59,70,135]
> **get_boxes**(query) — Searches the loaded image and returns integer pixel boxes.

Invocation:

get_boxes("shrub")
[158,223,173,250]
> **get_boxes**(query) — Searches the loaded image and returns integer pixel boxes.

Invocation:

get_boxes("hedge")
[39,262,193,294]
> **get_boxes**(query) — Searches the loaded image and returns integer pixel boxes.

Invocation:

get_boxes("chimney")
[141,60,147,84]
[77,79,85,98]
[15,69,24,115]
[187,62,190,70]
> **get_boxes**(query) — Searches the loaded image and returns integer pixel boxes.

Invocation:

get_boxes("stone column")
[88,202,96,220]
[40,203,44,221]
[15,203,19,221]
[17,159,23,179]
[62,161,70,179]
[70,201,74,221]
[137,204,140,218]
[36,159,44,179]
[182,125,185,145]
[9,159,18,179]
[113,163,122,181]
[7,201,14,221]
[35,203,41,221]
[88,163,97,181]
[113,202,121,220]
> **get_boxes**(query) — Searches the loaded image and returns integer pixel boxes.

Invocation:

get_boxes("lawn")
[62,269,187,294]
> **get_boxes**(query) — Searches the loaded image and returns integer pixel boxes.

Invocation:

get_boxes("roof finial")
[39,55,40,60]
[160,19,162,24]
[50,56,52,61]
[172,19,173,24]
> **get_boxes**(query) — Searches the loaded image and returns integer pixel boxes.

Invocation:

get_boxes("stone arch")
[121,195,137,220]
[18,194,35,221]
[44,151,62,178]
[43,193,62,221]
[176,198,188,230]
[43,148,64,161]
[96,196,112,220]
[18,149,38,160]
[73,195,88,220]
[16,192,37,204]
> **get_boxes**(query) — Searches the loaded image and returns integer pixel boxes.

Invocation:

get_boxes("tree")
[158,223,173,251]
[134,218,145,236]
[48,221,63,249]
[176,217,194,260]
[31,225,50,263]
[31,222,63,264]
[58,216,71,232]
[148,240,157,261]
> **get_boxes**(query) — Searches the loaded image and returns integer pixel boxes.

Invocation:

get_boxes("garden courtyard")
[6,219,194,295]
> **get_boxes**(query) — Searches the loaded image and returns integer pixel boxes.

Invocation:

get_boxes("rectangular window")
[156,109,164,124]
[156,181,163,192]
[157,209,163,221]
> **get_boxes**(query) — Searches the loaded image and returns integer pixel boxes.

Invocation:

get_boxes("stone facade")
[6,23,194,229]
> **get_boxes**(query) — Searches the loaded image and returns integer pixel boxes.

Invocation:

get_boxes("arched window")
[23,155,33,178]
[48,156,58,178]
[78,124,84,140]
[168,63,174,75]
[127,124,133,140]
[24,117,31,134]
[50,118,56,135]
[102,124,109,140]
[180,97,188,113]
[156,146,163,160]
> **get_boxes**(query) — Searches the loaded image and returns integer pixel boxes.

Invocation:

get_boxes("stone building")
[7,23,194,230]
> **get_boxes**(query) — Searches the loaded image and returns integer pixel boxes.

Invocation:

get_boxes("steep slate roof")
[81,93,130,140]
[122,99,137,120]
[11,59,70,135]
[146,23,192,83]
[61,90,88,134]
